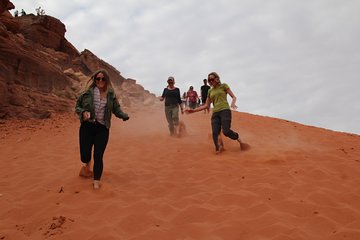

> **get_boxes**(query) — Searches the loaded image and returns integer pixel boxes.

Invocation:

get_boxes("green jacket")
[75,87,128,129]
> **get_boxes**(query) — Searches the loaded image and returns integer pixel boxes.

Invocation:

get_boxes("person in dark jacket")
[160,76,184,136]
[75,69,129,189]
[200,78,211,113]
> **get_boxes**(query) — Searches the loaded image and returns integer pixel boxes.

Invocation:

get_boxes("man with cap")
[160,76,184,136]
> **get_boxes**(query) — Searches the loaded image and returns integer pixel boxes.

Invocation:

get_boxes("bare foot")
[93,180,100,189]
[177,121,187,138]
[216,136,225,154]
[237,138,251,151]
[240,142,251,151]
[79,166,92,178]
[215,146,225,155]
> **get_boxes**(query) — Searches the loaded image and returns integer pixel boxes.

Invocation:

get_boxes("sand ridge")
[1,107,360,240]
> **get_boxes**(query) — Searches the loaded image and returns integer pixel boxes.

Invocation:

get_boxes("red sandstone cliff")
[0,0,157,119]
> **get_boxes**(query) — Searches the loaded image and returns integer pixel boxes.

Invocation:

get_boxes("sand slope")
[1,107,360,240]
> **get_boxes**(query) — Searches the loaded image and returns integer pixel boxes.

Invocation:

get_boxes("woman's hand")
[82,111,90,121]
[184,109,194,114]
[227,88,237,110]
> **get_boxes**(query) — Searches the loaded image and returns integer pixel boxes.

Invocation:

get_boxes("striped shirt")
[93,87,107,125]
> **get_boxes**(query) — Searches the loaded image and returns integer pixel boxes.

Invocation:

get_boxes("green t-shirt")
[208,83,230,113]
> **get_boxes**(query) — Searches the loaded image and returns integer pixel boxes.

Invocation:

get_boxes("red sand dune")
[1,106,360,240]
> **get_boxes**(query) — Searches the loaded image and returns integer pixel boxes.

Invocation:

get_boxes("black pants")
[79,122,109,180]
[201,97,207,105]
[211,109,239,150]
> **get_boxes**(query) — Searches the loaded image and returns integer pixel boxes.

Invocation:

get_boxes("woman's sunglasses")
[95,77,106,81]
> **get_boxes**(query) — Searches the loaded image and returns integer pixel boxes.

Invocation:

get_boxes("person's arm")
[160,88,166,101]
[179,105,184,114]
[226,87,237,109]
[112,94,129,121]
[75,92,91,121]
[177,88,184,114]
[185,97,211,114]
[75,94,84,118]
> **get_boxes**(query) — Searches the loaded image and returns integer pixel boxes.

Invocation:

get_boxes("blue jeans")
[211,109,239,150]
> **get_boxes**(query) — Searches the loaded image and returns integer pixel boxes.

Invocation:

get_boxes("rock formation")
[0,0,158,119]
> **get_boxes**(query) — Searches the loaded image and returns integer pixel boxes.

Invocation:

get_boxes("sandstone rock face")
[79,50,159,108]
[0,1,158,119]
[0,0,14,14]
[80,49,125,86]
[16,14,79,59]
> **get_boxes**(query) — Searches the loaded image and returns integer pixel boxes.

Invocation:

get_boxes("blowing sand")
[1,106,360,240]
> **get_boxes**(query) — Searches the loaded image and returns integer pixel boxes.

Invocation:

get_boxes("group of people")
[75,69,248,189]
[13,7,45,17]
[181,79,211,112]
[160,72,247,152]
[13,9,26,17]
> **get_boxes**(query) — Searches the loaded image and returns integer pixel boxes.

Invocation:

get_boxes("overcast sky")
[12,0,360,134]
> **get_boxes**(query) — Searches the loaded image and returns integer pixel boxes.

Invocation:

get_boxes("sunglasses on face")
[95,77,106,81]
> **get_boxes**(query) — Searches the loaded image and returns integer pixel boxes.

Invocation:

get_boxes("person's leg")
[79,122,94,163]
[79,122,94,177]
[202,98,207,105]
[171,105,180,135]
[93,124,109,181]
[211,112,222,151]
[202,98,207,113]
[220,109,239,140]
[220,110,250,150]
[165,106,174,134]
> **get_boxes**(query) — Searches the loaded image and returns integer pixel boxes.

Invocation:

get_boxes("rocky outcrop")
[0,0,14,14]
[79,49,125,86]
[16,14,79,58]
[0,11,75,118]
[0,0,158,119]
[78,49,158,108]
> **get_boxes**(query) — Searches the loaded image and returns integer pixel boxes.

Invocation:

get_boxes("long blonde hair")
[85,69,114,91]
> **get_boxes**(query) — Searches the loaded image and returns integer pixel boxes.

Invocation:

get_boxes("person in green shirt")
[185,72,249,153]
